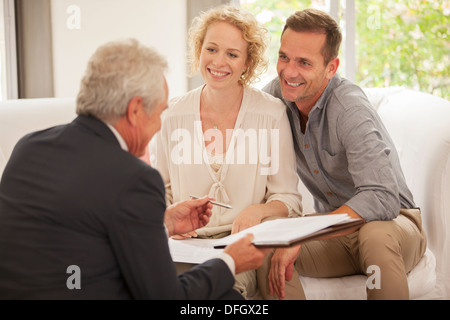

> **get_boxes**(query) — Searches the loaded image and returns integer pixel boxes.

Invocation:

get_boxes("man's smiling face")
[277,28,338,108]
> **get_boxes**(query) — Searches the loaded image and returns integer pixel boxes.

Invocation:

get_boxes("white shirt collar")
[104,122,129,152]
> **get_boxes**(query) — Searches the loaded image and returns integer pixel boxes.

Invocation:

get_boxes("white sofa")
[0,88,449,300]
[0,98,77,174]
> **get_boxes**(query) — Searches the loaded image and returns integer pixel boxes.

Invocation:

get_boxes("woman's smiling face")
[199,21,248,90]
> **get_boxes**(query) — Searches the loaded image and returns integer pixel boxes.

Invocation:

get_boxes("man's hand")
[224,234,270,274]
[268,244,302,300]
[164,197,213,237]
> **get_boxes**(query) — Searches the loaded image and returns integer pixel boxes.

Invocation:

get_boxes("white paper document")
[168,238,224,264]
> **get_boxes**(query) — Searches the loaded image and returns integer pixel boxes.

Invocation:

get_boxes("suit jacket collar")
[73,115,122,148]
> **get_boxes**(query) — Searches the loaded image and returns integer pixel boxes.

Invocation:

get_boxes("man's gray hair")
[76,38,168,124]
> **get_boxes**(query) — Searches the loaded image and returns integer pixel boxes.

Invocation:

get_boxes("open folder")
[213,214,364,248]
[169,214,365,264]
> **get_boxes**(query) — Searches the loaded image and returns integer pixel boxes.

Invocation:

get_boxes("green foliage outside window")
[241,0,313,84]
[241,0,450,99]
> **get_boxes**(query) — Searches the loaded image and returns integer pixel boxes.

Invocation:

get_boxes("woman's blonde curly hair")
[187,5,269,87]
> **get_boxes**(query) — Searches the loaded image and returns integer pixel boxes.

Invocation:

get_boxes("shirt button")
[304,144,309,149]
[327,192,333,196]
[313,170,319,174]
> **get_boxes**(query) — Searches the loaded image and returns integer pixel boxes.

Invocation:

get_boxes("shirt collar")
[314,73,341,111]
[284,73,342,117]
[104,122,129,152]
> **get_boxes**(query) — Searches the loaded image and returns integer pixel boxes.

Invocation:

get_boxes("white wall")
[50,0,188,99]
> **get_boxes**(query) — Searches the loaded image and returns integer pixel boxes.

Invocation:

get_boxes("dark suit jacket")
[0,115,240,299]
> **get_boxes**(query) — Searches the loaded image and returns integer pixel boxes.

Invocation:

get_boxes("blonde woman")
[150,5,302,298]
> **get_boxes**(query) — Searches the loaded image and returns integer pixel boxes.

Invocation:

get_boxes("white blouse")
[150,86,303,237]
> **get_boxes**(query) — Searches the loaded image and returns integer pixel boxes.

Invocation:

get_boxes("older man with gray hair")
[0,39,267,299]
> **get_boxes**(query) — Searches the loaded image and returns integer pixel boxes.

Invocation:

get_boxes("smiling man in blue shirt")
[257,8,427,300]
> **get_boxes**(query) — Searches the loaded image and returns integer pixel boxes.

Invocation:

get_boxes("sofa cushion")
[300,248,436,299]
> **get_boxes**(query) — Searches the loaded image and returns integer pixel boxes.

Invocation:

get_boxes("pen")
[189,195,233,209]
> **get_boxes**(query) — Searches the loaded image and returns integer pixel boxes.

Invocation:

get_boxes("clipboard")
[213,214,365,249]
[249,218,365,248]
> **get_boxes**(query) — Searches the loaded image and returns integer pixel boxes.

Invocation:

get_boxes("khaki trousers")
[257,208,427,300]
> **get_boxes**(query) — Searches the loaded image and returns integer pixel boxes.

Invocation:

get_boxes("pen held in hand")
[189,195,232,209]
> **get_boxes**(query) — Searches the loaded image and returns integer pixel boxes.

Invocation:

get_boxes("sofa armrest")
[364,87,450,299]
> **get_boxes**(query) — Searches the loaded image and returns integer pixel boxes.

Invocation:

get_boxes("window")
[0,0,17,101]
[0,2,7,101]
[0,1,5,101]
[240,0,449,99]
[355,0,449,98]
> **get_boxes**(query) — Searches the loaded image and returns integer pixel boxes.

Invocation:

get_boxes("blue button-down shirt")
[264,74,415,221]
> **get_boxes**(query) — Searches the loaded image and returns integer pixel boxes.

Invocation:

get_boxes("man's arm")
[165,196,269,275]
[267,204,364,300]
[112,168,268,299]
[337,105,401,221]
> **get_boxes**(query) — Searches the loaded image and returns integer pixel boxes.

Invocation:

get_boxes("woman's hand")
[231,201,289,234]
[231,205,264,234]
